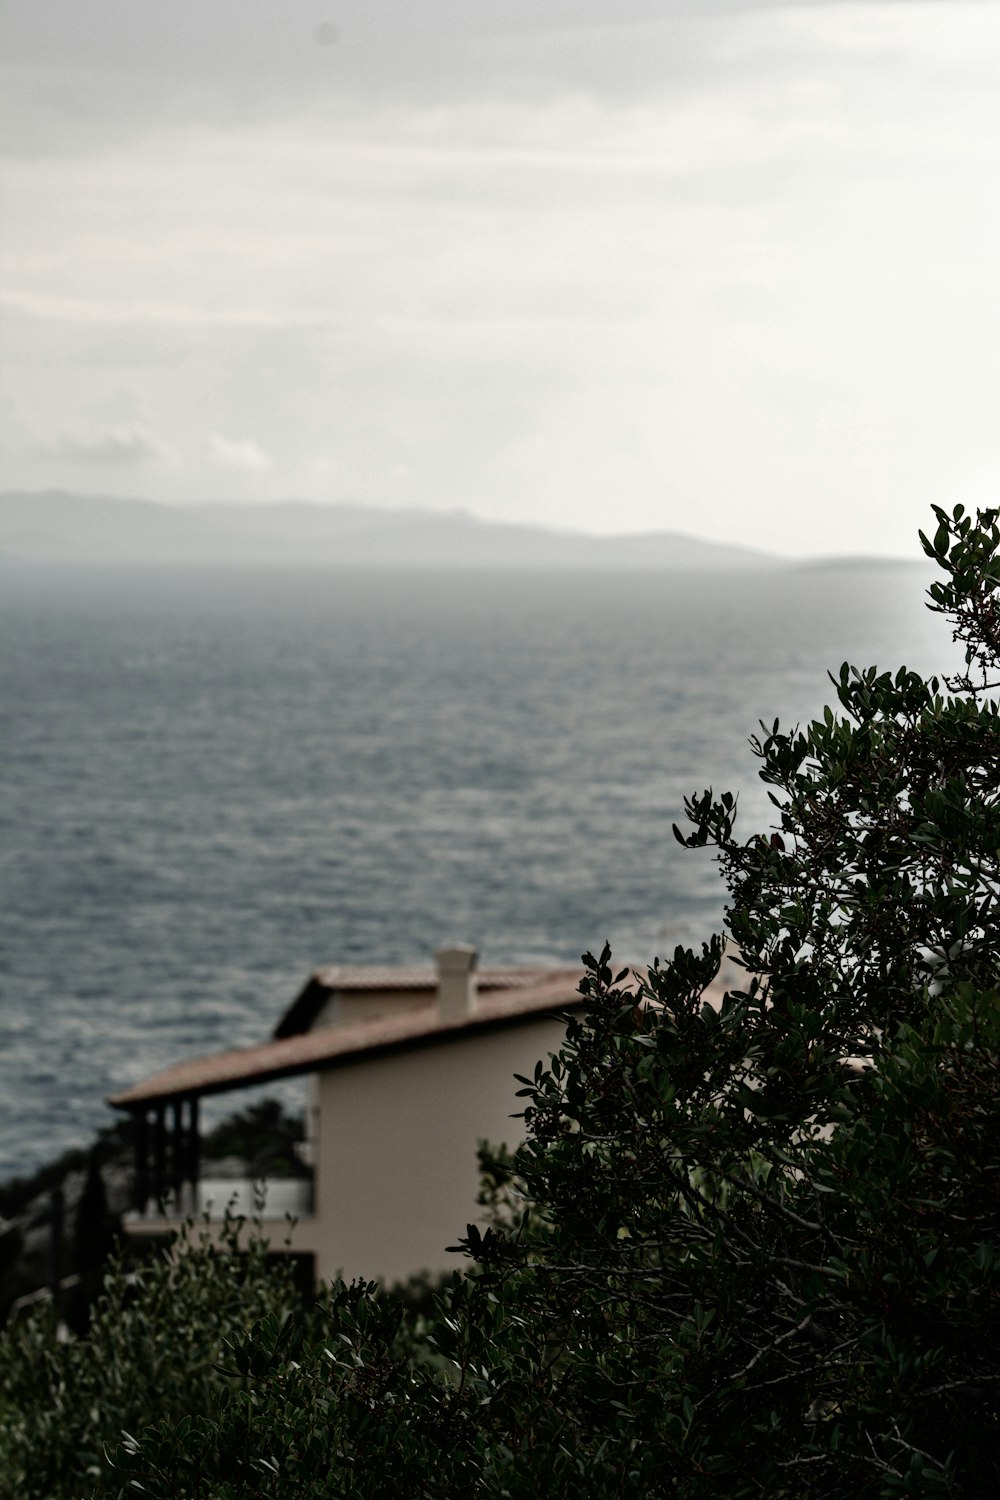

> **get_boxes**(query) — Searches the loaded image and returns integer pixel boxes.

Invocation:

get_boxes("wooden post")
[50,1182,64,1292]
[152,1105,166,1208]
[134,1110,149,1213]
[188,1096,200,1211]
[169,1099,183,1201]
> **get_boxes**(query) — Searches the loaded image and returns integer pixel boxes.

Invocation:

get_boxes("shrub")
[0,1216,299,1499]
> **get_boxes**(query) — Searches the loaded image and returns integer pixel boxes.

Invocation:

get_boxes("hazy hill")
[0,490,779,570]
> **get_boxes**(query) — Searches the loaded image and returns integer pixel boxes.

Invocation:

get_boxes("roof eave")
[109,990,588,1112]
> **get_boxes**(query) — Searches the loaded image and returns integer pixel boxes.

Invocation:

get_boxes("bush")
[0,1216,300,1498]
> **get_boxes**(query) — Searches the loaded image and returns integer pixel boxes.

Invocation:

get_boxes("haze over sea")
[1,556,951,1179]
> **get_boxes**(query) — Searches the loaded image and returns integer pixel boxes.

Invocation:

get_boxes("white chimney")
[435,944,478,1021]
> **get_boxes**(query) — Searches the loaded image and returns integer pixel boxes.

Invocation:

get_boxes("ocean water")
[0,558,951,1179]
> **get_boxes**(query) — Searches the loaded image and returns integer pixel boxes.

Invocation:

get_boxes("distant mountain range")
[0,490,780,570]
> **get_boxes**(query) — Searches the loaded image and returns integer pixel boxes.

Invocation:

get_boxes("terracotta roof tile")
[310,964,545,992]
[272,963,581,1038]
[109,969,585,1110]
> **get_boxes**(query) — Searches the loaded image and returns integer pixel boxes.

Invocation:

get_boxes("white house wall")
[311,1015,567,1286]
[311,990,434,1029]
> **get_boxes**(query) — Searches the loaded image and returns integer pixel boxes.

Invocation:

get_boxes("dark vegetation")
[198,1098,307,1178]
[0,1123,132,1325]
[1,504,998,1496]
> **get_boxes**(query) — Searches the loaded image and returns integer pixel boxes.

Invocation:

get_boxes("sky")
[3,1,1000,559]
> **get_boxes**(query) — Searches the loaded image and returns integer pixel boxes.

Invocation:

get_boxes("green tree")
[464,502,1000,1494]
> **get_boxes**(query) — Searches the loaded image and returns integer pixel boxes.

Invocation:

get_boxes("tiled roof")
[314,964,547,992]
[109,969,585,1110]
[273,963,574,1038]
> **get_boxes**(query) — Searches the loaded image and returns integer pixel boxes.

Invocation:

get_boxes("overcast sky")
[3,1,1000,557]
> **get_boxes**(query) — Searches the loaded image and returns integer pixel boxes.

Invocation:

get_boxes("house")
[108,946,585,1286]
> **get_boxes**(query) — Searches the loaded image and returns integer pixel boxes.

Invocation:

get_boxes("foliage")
[466,502,1000,1495]
[466,504,1000,1495]
[1,504,998,1497]
[0,1216,300,1499]
[201,1098,307,1177]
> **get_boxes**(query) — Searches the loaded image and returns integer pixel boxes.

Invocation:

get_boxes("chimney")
[435,944,478,1022]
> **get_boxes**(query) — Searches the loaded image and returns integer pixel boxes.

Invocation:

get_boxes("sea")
[0,557,955,1180]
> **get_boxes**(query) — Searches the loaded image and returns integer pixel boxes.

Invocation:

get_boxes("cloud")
[208,433,272,471]
[0,290,290,329]
[38,422,169,466]
[4,2,1000,558]
[0,1,865,161]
